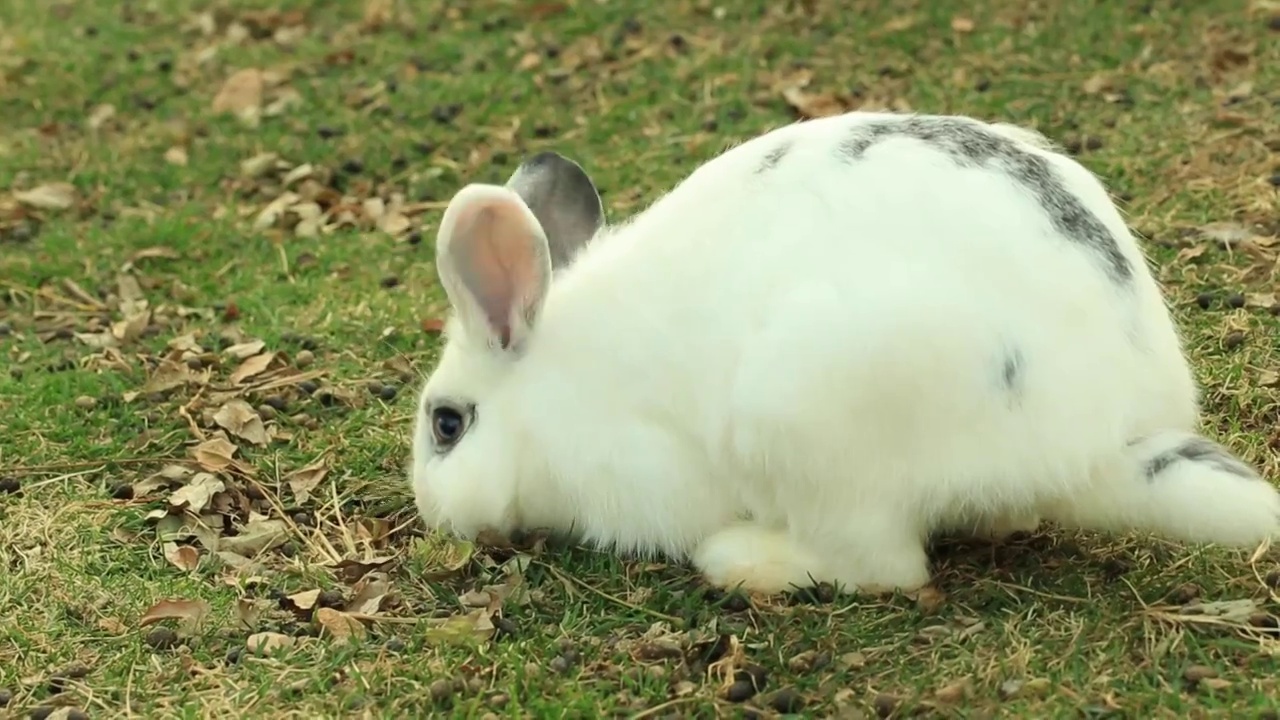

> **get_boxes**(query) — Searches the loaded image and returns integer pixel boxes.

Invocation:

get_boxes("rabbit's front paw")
[692,524,825,594]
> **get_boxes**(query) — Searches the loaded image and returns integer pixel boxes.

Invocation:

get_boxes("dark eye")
[431,406,467,446]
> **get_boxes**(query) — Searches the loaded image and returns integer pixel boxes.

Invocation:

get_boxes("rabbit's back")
[533,112,1196,525]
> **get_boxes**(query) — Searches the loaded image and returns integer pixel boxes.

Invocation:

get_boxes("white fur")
[411,111,1280,595]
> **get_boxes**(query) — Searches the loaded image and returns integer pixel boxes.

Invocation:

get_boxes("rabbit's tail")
[1045,430,1280,547]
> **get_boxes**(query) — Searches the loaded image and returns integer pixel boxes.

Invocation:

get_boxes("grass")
[1,0,1279,717]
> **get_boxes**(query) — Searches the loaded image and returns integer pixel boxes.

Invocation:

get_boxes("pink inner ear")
[447,194,547,349]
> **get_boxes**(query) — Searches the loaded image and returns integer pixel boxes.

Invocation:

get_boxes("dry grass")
[2,0,1280,717]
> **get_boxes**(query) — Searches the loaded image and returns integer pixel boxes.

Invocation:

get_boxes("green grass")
[2,0,1279,717]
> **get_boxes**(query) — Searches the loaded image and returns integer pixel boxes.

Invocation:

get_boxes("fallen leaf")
[138,598,211,634]
[192,436,238,472]
[164,146,189,166]
[229,352,275,384]
[1200,222,1252,246]
[1200,677,1233,691]
[212,68,264,124]
[413,533,476,580]
[246,632,296,655]
[131,246,181,262]
[913,585,947,614]
[345,572,390,615]
[934,678,972,703]
[1247,293,1277,310]
[236,597,268,629]
[315,607,366,643]
[213,399,269,445]
[1180,598,1259,622]
[362,0,394,31]
[423,608,496,646]
[97,617,128,634]
[163,543,201,572]
[782,85,846,119]
[224,339,266,359]
[286,454,330,502]
[1082,72,1111,95]
[87,103,116,129]
[287,589,322,611]
[14,182,77,210]
[1175,245,1207,263]
[220,516,289,557]
[111,308,151,344]
[168,473,226,513]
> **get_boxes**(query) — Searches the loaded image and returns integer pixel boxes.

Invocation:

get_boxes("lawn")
[2,0,1279,717]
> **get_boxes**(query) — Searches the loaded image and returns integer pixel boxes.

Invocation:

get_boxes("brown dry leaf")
[132,246,181,262]
[168,473,226,513]
[913,585,947,614]
[192,436,238,472]
[236,597,268,629]
[14,182,77,210]
[164,146,189,166]
[1082,72,1112,95]
[138,598,211,633]
[229,352,275,384]
[127,358,198,402]
[212,68,264,124]
[286,454,330,503]
[97,617,128,634]
[782,86,846,119]
[220,516,289,557]
[315,607,367,643]
[362,0,393,31]
[1200,222,1252,246]
[225,339,266,359]
[934,677,973,703]
[879,15,919,33]
[413,533,476,581]
[287,589,322,611]
[213,399,269,446]
[1247,293,1277,310]
[345,572,391,615]
[423,608,496,647]
[246,631,296,655]
[87,103,116,129]
[111,308,152,345]
[1175,245,1207,263]
[163,542,201,572]
[950,16,975,32]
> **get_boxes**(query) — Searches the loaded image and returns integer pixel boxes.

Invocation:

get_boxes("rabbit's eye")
[431,406,467,446]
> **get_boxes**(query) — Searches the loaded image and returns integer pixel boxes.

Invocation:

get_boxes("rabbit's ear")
[505,151,604,270]
[436,184,552,352]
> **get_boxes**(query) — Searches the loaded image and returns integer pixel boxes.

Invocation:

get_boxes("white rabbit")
[409,111,1280,595]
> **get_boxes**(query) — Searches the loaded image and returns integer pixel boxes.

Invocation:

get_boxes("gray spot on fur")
[1143,436,1258,482]
[837,116,1132,284]
[757,141,792,173]
[1001,348,1023,394]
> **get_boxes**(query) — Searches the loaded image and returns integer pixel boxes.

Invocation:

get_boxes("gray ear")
[504,151,604,270]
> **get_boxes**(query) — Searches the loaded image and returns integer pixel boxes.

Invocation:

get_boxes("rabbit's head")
[410,152,604,540]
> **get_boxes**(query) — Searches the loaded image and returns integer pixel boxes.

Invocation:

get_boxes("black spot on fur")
[837,116,1132,284]
[1001,348,1023,394]
[757,141,792,173]
[1144,436,1258,482]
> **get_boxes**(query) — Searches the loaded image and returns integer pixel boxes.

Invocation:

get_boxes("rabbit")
[408,110,1280,595]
